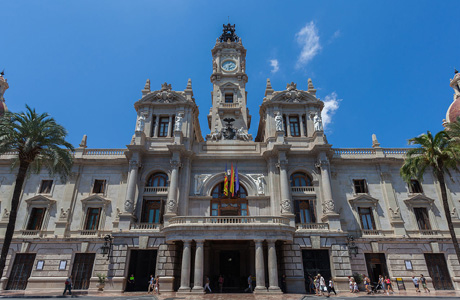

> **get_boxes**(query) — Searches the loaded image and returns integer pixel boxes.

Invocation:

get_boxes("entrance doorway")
[71,253,95,290]
[127,250,157,291]
[365,253,389,284]
[302,250,331,293]
[6,253,36,290]
[205,241,251,293]
[424,253,453,290]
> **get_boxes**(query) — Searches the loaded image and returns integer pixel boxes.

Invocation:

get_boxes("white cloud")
[269,59,279,73]
[321,92,341,130]
[295,21,321,68]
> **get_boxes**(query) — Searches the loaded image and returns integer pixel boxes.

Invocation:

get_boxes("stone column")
[277,156,292,215]
[166,159,181,215]
[285,114,291,137]
[254,239,267,292]
[192,240,205,292]
[318,152,342,230]
[299,114,305,137]
[178,241,191,292]
[267,240,281,292]
[153,115,160,137]
[124,160,139,213]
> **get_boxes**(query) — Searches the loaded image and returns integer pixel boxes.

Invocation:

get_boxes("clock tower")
[207,24,252,141]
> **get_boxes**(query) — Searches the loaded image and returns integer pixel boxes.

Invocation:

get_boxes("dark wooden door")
[6,253,36,290]
[71,253,95,290]
[365,253,389,284]
[424,254,454,290]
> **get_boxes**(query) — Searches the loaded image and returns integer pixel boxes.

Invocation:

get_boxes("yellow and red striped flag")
[230,163,235,197]
[223,163,228,196]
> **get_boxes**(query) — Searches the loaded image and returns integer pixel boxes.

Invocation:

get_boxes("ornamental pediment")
[136,89,188,105]
[348,194,379,208]
[25,195,56,206]
[269,89,321,105]
[80,194,111,206]
[404,194,435,207]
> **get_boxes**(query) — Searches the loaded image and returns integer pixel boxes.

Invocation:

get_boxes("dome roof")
[447,98,460,123]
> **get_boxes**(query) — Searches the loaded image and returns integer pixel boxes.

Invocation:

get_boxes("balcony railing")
[21,230,41,236]
[419,229,439,236]
[220,103,239,108]
[362,229,381,236]
[130,223,163,230]
[296,223,329,230]
[144,186,169,195]
[80,230,98,236]
[168,216,291,226]
[291,186,315,195]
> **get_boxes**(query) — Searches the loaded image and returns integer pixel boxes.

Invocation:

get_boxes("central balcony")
[163,216,295,242]
[290,186,316,196]
[143,186,169,196]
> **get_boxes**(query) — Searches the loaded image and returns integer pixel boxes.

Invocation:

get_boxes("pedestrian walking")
[353,280,359,293]
[328,278,337,295]
[218,275,224,293]
[63,275,72,296]
[412,275,421,293]
[384,276,393,295]
[420,274,430,293]
[154,276,160,295]
[147,275,154,294]
[244,274,252,292]
[377,275,384,292]
[204,276,212,293]
[348,276,354,293]
[314,276,320,295]
[318,274,328,296]
[308,275,314,294]
[363,274,372,294]
[127,274,135,291]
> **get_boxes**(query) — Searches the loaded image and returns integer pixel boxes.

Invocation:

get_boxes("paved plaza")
[1,291,460,299]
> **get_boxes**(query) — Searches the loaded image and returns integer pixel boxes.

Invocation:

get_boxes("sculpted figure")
[314,113,323,132]
[275,112,283,132]
[257,176,264,194]
[136,114,146,132]
[209,127,222,141]
[174,113,183,132]
[237,127,250,141]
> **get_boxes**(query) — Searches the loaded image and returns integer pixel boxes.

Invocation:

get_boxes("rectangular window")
[302,115,307,136]
[141,200,163,223]
[409,180,423,193]
[158,117,169,137]
[295,200,316,223]
[289,116,300,137]
[151,116,156,137]
[211,203,218,216]
[39,180,53,194]
[26,208,46,230]
[358,207,375,230]
[225,93,233,103]
[414,207,431,230]
[353,179,368,194]
[92,180,106,194]
[84,208,101,230]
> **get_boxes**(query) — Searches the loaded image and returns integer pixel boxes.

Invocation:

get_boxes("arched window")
[211,182,247,199]
[290,172,312,187]
[146,173,169,187]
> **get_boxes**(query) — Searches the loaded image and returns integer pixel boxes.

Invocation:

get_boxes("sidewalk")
[1,290,460,299]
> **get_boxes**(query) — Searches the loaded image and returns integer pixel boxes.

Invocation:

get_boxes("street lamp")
[347,235,359,257]
[100,234,113,261]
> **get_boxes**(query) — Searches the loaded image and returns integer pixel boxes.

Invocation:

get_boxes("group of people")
[306,274,336,297]
[350,274,394,295]
[147,275,160,294]
[412,274,431,293]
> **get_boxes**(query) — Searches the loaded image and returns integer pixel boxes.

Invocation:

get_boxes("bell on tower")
[0,70,9,117]
[219,23,239,43]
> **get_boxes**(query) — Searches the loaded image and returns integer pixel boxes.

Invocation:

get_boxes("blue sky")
[1,1,458,148]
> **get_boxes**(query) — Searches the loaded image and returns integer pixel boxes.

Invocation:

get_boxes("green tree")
[0,105,74,280]
[400,130,460,263]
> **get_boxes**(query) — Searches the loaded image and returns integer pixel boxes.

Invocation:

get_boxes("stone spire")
[372,134,380,148]
[307,78,316,96]
[185,78,194,100]
[142,79,151,96]
[0,70,9,117]
[265,78,274,97]
[79,134,87,149]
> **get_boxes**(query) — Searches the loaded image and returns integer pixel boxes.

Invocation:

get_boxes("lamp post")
[101,234,113,261]
[347,235,358,257]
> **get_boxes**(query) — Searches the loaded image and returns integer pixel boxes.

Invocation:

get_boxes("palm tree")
[400,130,460,263]
[0,105,74,280]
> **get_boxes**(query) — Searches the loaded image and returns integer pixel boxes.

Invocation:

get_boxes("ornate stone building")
[1,24,460,293]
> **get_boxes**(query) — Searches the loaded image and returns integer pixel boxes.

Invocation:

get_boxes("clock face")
[222,60,237,72]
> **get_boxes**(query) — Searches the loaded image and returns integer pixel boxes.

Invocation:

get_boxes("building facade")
[1,24,460,293]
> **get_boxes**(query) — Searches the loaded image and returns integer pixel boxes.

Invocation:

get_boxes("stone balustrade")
[333,148,411,159]
[80,229,98,236]
[362,229,381,236]
[419,229,440,236]
[221,103,239,108]
[291,186,315,195]
[143,186,169,195]
[130,222,163,230]
[296,223,329,230]
[21,230,41,236]
[83,149,125,156]
[168,216,291,226]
